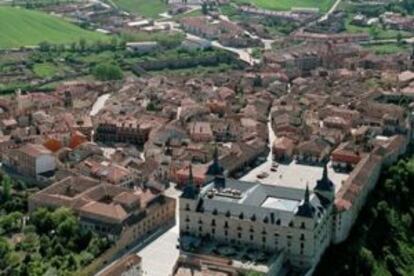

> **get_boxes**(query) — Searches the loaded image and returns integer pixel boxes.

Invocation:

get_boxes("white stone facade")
[179,178,335,273]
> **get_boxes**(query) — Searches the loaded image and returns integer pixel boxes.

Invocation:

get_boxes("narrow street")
[318,0,342,22]
[90,93,110,116]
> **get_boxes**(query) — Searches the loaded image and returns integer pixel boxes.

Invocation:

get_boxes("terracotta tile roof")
[101,254,141,276]
[335,153,383,211]
[19,143,53,157]
[79,201,128,223]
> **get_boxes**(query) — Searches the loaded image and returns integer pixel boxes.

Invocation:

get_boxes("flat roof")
[261,197,300,212]
[241,160,348,194]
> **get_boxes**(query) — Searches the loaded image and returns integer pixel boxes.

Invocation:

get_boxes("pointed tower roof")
[315,163,334,192]
[182,164,198,199]
[296,184,316,218]
[206,145,224,176]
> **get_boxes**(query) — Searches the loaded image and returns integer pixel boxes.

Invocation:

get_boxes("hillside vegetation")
[315,155,414,276]
[0,7,107,49]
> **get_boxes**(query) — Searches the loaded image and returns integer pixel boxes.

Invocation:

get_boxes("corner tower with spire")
[314,163,335,202]
[296,185,316,218]
[206,145,225,190]
[181,164,199,200]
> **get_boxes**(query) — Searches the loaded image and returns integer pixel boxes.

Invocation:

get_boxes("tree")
[110,37,118,50]
[146,101,157,111]
[20,233,40,252]
[78,38,87,52]
[30,208,54,234]
[1,175,12,203]
[0,237,10,259]
[202,2,208,15]
[402,0,414,14]
[0,238,10,270]
[397,32,403,45]
[369,25,380,40]
[158,34,184,49]
[57,216,78,238]
[253,74,262,87]
[51,207,73,227]
[39,41,51,52]
[358,247,375,275]
[92,63,123,81]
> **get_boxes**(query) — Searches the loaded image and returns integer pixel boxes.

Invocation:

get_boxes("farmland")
[0,7,107,49]
[232,0,336,12]
[112,0,168,18]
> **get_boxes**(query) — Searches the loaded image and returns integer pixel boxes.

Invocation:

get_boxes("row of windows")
[184,218,308,241]
[184,223,308,244]
[184,206,308,229]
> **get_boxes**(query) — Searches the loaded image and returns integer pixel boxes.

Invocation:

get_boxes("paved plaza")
[136,186,181,276]
[241,159,349,193]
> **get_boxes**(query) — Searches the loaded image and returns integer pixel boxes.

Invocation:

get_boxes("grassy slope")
[0,7,107,49]
[363,43,410,55]
[233,0,335,12]
[112,0,168,18]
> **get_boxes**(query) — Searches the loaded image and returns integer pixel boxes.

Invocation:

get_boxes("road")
[90,93,110,116]
[360,37,414,44]
[318,0,342,22]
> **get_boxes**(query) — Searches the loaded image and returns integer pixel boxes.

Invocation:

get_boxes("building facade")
[179,159,336,274]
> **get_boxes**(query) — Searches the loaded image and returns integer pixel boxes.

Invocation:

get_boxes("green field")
[345,17,413,40]
[112,0,168,18]
[0,7,107,49]
[233,0,335,12]
[363,43,411,55]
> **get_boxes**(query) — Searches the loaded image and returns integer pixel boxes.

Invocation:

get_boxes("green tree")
[78,38,87,52]
[158,35,183,49]
[202,2,208,15]
[39,41,51,52]
[30,208,54,234]
[1,175,12,203]
[397,32,403,45]
[0,237,10,259]
[369,25,380,40]
[92,63,123,81]
[57,216,78,238]
[359,247,375,275]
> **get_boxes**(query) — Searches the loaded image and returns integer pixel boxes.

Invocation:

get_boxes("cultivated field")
[0,7,107,49]
[112,0,168,18]
[233,0,336,12]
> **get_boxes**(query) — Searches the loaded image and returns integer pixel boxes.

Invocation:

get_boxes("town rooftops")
[101,254,142,276]
[79,201,128,223]
[18,143,53,157]
[29,176,156,224]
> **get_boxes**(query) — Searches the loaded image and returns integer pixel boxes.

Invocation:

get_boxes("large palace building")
[178,148,348,274]
[177,131,408,275]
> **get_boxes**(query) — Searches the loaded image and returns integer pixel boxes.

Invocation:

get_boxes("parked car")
[257,172,269,179]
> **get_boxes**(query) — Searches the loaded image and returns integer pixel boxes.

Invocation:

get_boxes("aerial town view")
[0,0,413,275]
